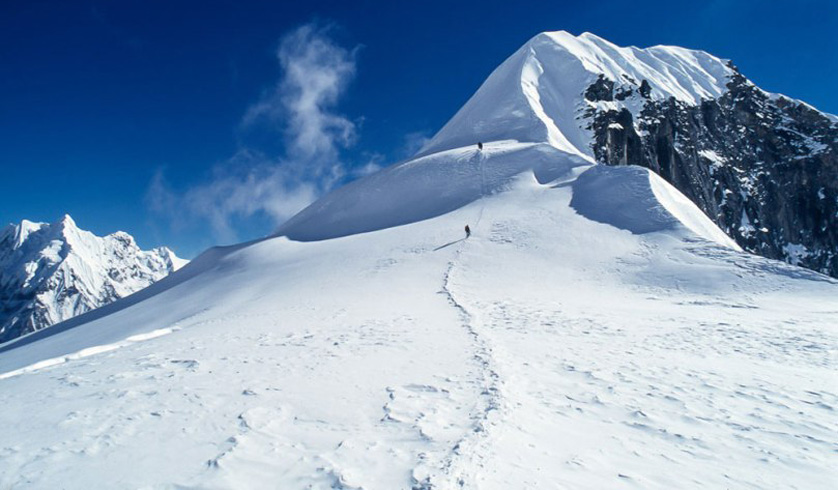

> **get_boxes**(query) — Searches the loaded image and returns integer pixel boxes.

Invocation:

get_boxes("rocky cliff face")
[584,66,838,276]
[0,215,186,343]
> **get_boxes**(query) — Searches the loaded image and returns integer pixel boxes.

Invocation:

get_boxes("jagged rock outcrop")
[585,66,838,276]
[0,215,187,343]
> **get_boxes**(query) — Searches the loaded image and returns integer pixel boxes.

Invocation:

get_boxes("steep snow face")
[0,215,186,344]
[419,31,734,158]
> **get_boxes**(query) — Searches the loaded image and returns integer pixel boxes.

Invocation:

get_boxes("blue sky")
[2,0,836,258]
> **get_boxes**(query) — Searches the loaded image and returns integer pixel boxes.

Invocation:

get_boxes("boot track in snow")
[415,244,505,489]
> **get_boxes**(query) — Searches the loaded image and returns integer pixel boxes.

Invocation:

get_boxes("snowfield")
[1,144,836,489]
[2,30,837,489]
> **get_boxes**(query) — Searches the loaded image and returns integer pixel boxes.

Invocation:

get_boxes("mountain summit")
[420,30,838,276]
[0,32,835,489]
[421,31,734,158]
[279,30,837,276]
[430,31,838,277]
[0,215,186,343]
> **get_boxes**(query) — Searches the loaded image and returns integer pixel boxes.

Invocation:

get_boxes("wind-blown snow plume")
[149,22,357,241]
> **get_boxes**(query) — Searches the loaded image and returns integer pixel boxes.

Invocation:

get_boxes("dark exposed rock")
[585,75,615,102]
[585,69,838,277]
[639,79,652,99]
[615,86,634,101]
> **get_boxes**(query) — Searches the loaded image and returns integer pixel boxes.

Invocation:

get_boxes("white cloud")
[243,22,358,175]
[148,22,358,242]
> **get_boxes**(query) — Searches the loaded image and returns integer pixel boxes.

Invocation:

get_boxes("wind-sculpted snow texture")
[0,215,186,344]
[570,164,740,248]
[1,142,836,489]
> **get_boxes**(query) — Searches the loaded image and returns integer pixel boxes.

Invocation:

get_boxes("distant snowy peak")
[0,215,186,344]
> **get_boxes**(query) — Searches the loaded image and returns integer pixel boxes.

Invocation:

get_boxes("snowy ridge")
[279,140,738,248]
[278,141,589,241]
[570,165,741,249]
[419,30,735,158]
[0,215,186,343]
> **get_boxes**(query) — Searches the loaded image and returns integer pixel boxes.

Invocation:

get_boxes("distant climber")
[477,142,483,151]
[465,225,471,238]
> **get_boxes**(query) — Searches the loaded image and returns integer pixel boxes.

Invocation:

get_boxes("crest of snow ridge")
[419,31,735,159]
[277,31,742,243]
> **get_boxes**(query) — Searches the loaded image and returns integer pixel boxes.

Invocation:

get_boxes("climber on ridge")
[465,225,471,238]
[477,142,483,151]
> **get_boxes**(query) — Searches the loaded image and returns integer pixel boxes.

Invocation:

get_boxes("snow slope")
[278,141,589,241]
[1,141,836,489]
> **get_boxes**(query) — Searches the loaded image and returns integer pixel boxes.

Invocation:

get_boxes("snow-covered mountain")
[0,215,186,344]
[421,31,838,277]
[0,32,836,489]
